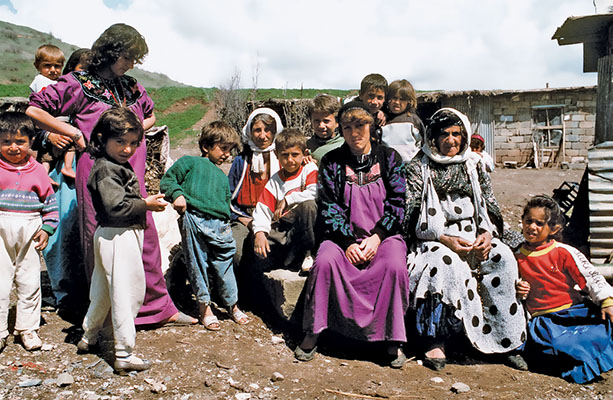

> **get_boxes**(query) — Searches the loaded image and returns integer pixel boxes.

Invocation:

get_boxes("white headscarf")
[241,108,284,174]
[422,107,473,165]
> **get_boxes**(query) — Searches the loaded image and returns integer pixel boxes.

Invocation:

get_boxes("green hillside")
[0,20,184,88]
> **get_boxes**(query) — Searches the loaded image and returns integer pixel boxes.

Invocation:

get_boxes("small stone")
[248,383,260,390]
[271,372,284,382]
[43,378,56,386]
[144,378,167,393]
[430,377,444,384]
[56,373,74,387]
[18,378,42,387]
[340,362,349,366]
[271,336,284,345]
[41,343,54,351]
[451,382,470,393]
[235,393,251,400]
[93,363,113,379]
[86,359,102,369]
[416,359,423,366]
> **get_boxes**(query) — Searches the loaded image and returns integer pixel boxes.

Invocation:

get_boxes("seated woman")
[404,108,526,371]
[296,101,409,368]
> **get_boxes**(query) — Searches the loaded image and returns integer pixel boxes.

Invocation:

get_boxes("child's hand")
[172,195,187,214]
[273,199,287,221]
[33,229,49,251]
[516,278,530,300]
[145,193,168,212]
[601,305,613,322]
[376,110,387,127]
[303,154,316,166]
[254,231,270,259]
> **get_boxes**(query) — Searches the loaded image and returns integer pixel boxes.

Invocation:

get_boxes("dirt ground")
[3,161,612,400]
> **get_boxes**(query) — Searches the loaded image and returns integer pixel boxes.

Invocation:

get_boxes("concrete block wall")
[491,88,596,165]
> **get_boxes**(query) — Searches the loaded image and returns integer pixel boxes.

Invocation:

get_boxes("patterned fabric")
[317,143,405,250]
[74,71,143,107]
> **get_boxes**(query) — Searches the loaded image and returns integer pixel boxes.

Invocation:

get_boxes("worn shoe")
[114,355,152,375]
[390,351,408,369]
[229,308,250,325]
[20,331,42,351]
[300,256,314,273]
[423,356,447,371]
[0,336,7,352]
[76,338,99,354]
[294,345,318,362]
[506,354,529,371]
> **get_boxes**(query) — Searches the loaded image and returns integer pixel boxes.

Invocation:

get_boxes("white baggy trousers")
[0,211,43,338]
[82,226,145,358]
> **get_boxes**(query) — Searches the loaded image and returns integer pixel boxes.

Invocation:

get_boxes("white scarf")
[421,107,473,165]
[241,108,284,174]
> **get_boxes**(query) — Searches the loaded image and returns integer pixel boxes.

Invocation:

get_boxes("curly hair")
[522,195,565,241]
[86,23,148,73]
[88,107,144,159]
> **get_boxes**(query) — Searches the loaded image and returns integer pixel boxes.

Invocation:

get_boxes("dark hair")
[275,128,306,153]
[63,48,90,75]
[522,195,565,241]
[199,120,241,156]
[0,111,37,140]
[34,44,65,69]
[86,23,148,73]
[470,137,485,151]
[427,109,468,153]
[251,113,277,135]
[359,73,388,96]
[308,94,340,117]
[88,107,144,158]
[387,79,417,113]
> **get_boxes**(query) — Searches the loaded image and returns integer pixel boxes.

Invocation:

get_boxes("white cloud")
[0,0,599,90]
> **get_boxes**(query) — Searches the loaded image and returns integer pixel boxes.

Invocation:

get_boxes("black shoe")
[294,345,317,362]
[506,354,528,371]
[423,356,447,371]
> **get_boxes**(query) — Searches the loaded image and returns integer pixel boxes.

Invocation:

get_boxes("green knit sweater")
[159,156,231,220]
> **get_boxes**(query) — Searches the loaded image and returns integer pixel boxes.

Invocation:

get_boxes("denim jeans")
[182,211,238,307]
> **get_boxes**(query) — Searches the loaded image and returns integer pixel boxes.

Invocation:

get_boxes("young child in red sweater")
[515,195,613,383]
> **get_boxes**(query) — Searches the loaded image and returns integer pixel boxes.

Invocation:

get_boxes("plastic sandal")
[230,308,250,325]
[202,314,221,331]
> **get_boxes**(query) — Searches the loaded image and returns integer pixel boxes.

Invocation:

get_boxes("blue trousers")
[182,211,238,307]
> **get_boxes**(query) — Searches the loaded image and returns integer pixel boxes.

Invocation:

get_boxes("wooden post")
[595,24,613,145]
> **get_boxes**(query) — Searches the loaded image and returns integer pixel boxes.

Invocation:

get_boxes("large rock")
[261,269,307,321]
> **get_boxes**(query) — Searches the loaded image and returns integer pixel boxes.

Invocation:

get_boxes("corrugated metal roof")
[588,140,613,263]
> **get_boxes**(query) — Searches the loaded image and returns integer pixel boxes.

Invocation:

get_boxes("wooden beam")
[595,53,613,144]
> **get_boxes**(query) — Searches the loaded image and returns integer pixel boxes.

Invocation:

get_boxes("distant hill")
[0,20,184,88]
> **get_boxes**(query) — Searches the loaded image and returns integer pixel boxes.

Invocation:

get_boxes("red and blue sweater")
[0,156,58,235]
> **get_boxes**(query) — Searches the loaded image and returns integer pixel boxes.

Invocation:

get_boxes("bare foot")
[425,346,446,359]
[164,312,197,325]
[61,166,76,179]
[299,332,319,351]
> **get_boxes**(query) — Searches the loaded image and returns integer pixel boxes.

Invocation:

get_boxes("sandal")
[166,312,197,326]
[229,308,250,325]
[201,314,221,331]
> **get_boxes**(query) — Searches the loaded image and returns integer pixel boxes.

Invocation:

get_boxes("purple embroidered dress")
[29,71,178,325]
[303,143,409,342]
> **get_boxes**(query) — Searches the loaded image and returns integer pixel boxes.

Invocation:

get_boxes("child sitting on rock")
[252,128,318,273]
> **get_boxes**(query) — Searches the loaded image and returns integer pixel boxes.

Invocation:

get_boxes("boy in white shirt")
[252,129,317,273]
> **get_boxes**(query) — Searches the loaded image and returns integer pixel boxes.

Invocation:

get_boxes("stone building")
[416,86,597,168]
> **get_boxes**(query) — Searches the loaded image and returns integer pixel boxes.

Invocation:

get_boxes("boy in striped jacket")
[0,112,58,352]
[252,128,317,273]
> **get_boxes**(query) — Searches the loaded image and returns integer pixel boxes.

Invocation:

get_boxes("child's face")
[0,131,31,166]
[311,112,338,139]
[204,143,234,165]
[251,120,274,149]
[277,145,304,175]
[388,95,408,115]
[103,131,141,164]
[37,60,64,81]
[359,88,385,113]
[522,207,559,248]
[341,121,372,155]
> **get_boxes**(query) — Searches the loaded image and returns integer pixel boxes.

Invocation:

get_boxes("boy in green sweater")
[160,121,249,331]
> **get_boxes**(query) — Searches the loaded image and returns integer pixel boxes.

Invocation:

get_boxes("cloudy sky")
[0,0,603,91]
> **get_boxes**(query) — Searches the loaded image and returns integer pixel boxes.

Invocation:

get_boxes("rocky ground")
[3,161,611,400]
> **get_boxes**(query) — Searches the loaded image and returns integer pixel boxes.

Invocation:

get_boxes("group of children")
[0,54,612,382]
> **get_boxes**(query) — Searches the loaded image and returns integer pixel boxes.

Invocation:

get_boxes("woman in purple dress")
[295,101,409,368]
[26,23,195,327]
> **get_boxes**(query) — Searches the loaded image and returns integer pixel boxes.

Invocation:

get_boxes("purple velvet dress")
[29,71,178,325]
[303,143,409,342]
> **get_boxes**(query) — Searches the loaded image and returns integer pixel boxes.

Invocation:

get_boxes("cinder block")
[571,114,585,121]
[261,269,307,321]
[566,135,579,143]
[579,121,594,129]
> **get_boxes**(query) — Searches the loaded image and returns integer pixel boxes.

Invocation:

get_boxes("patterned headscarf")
[422,108,473,165]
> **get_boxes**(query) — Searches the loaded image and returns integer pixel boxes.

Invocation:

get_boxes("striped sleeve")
[560,242,613,304]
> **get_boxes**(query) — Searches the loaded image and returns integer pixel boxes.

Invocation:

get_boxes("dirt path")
[3,166,611,400]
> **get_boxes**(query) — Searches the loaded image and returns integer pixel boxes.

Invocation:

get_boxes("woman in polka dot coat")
[404,108,526,370]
